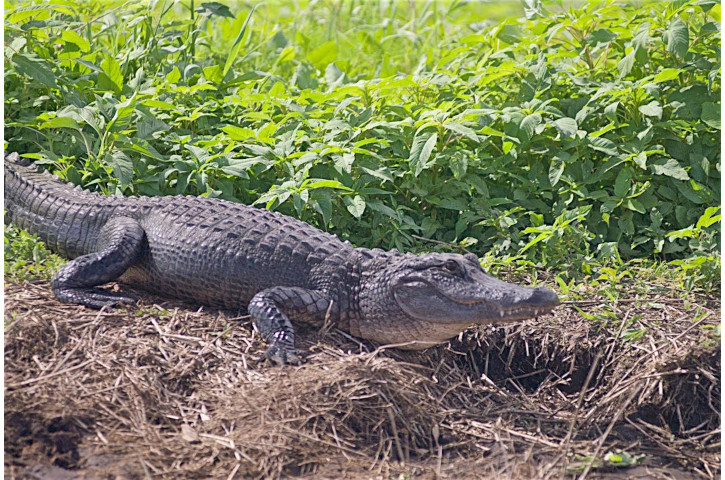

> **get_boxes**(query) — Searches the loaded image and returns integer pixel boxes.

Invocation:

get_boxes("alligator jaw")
[392,275,559,325]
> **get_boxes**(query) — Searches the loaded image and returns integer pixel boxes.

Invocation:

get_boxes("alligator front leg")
[248,287,332,365]
[51,216,145,309]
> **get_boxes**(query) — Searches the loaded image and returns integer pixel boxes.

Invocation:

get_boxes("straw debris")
[5,281,720,479]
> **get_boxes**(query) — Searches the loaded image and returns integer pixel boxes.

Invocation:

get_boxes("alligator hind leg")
[51,216,145,309]
[249,287,332,365]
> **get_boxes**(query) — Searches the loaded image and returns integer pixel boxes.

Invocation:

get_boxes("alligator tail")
[4,153,112,258]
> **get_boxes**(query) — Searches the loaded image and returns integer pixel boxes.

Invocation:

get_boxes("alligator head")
[356,252,559,349]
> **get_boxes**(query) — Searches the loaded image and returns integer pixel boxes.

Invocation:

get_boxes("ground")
[4,280,720,479]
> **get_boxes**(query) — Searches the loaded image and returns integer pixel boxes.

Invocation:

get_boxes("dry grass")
[4,281,720,479]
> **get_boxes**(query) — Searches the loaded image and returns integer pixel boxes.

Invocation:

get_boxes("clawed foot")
[54,287,139,310]
[258,343,302,366]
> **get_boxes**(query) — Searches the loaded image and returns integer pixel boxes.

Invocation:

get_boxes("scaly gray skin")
[5,153,560,364]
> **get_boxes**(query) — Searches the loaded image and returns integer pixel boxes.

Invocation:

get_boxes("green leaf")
[587,29,617,45]
[359,166,393,183]
[604,102,619,122]
[186,145,211,164]
[588,136,618,156]
[675,181,707,204]
[529,212,544,227]
[12,54,57,89]
[701,102,720,129]
[638,101,662,119]
[222,6,258,78]
[549,151,569,187]
[409,132,437,177]
[98,55,123,92]
[310,195,332,226]
[220,157,269,177]
[294,62,317,89]
[614,168,631,198]
[589,123,616,138]
[137,116,169,139]
[448,154,468,179]
[618,212,635,235]
[603,451,644,467]
[166,66,181,84]
[325,62,344,85]
[78,107,104,136]
[108,94,137,132]
[367,199,399,220]
[497,23,522,44]
[345,195,366,218]
[307,41,338,70]
[626,199,646,214]
[520,231,552,253]
[61,30,90,52]
[195,2,235,18]
[39,116,80,129]
[6,4,74,24]
[105,151,134,187]
[443,122,479,143]
[665,17,689,59]
[601,198,620,214]
[632,25,650,64]
[552,117,577,139]
[73,58,102,73]
[143,100,178,110]
[633,152,647,169]
[479,126,507,138]
[617,51,635,77]
[127,140,163,161]
[653,68,681,83]
[203,65,223,84]
[222,125,255,141]
[696,207,721,229]
[304,180,353,191]
[269,30,288,49]
[278,46,296,64]
[522,0,542,19]
[519,113,542,141]
[269,81,286,96]
[651,158,689,181]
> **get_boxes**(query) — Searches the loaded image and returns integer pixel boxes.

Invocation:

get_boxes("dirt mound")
[5,281,720,479]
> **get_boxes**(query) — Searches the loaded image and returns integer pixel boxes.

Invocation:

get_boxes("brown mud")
[4,281,720,479]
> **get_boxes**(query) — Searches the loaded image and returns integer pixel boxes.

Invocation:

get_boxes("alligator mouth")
[393,279,558,323]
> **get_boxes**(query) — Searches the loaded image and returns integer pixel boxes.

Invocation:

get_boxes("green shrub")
[4,0,720,279]
[4,224,64,281]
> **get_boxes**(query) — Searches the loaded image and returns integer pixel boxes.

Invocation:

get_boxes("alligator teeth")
[499,311,505,317]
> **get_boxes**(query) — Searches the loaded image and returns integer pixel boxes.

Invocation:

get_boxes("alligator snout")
[529,286,560,307]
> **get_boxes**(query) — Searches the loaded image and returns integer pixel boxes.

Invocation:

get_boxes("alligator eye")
[443,260,461,275]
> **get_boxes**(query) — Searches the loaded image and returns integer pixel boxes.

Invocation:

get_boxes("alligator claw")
[98,295,139,311]
[54,287,139,310]
[259,344,302,366]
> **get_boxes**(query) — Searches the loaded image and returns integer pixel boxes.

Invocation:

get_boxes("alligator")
[5,153,559,364]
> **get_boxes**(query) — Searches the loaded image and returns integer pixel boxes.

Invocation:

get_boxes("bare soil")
[4,281,720,479]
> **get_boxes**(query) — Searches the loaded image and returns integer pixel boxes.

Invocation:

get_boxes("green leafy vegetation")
[4,224,64,282]
[568,450,646,473]
[4,0,720,293]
